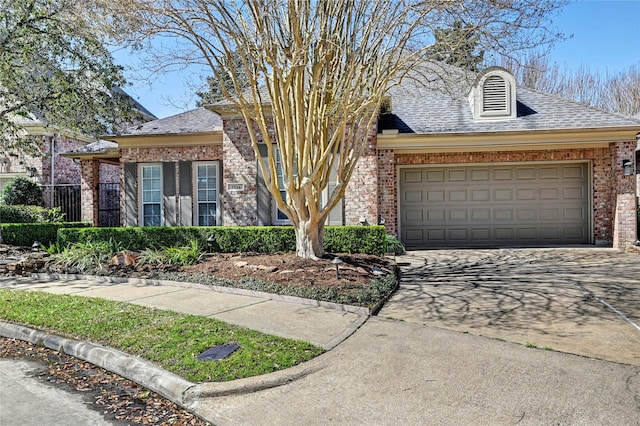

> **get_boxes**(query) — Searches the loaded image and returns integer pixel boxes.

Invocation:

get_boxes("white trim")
[138,163,163,226]
[192,161,221,226]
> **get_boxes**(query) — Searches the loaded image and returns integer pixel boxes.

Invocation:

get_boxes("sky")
[114,0,640,119]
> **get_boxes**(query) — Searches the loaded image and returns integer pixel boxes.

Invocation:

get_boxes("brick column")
[222,119,260,226]
[612,141,638,249]
[80,159,99,226]
[345,128,379,225]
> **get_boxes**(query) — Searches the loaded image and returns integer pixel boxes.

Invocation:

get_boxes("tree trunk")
[294,219,325,260]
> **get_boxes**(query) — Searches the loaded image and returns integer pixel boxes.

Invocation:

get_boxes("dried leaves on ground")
[0,337,210,425]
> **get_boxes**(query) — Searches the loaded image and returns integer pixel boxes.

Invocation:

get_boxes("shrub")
[50,239,123,273]
[0,204,65,223]
[1,222,91,246]
[139,240,203,266]
[0,176,44,206]
[58,225,387,255]
[384,233,406,255]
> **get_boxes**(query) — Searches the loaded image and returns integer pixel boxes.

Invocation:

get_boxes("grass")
[0,289,323,382]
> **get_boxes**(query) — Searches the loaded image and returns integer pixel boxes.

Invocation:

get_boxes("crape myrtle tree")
[107,0,566,259]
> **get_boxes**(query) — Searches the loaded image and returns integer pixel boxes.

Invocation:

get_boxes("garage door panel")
[493,189,513,201]
[563,187,584,199]
[516,188,536,200]
[427,190,445,202]
[471,209,490,221]
[470,169,490,181]
[563,165,584,178]
[471,189,490,201]
[404,190,423,203]
[426,170,444,182]
[403,170,423,183]
[400,163,589,247]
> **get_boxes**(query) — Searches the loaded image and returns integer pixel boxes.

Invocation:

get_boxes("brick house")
[69,67,640,249]
[0,113,120,222]
[3,97,155,223]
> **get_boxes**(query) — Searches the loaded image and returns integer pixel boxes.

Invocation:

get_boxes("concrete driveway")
[378,248,640,365]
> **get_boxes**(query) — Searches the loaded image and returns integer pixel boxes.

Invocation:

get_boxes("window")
[274,147,290,223]
[140,164,162,226]
[273,147,300,224]
[195,162,219,226]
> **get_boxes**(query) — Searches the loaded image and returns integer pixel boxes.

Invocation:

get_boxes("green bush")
[50,240,123,273]
[1,222,91,246]
[0,176,44,206]
[0,204,65,223]
[58,225,387,255]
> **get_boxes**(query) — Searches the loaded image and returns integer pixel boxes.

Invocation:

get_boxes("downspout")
[50,134,56,207]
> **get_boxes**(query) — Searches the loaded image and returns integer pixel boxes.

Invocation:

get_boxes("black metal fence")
[98,183,120,227]
[42,184,81,222]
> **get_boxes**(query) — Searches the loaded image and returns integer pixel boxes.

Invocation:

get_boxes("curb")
[30,273,372,316]
[0,321,195,405]
[0,321,328,409]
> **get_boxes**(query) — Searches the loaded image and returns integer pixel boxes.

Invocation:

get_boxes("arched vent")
[482,75,507,112]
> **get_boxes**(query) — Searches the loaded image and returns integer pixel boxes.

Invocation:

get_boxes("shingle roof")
[63,139,118,155]
[380,74,640,134]
[118,107,222,136]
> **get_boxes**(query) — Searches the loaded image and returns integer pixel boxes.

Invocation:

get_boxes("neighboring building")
[68,67,640,249]
[3,98,156,223]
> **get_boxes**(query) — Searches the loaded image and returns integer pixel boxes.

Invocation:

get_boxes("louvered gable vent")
[482,75,507,112]
[470,67,517,121]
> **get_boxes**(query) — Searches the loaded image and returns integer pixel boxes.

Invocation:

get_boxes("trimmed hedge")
[0,204,65,223]
[57,225,387,256]
[1,222,92,247]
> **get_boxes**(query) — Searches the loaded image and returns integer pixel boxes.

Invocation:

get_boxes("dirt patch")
[182,252,394,287]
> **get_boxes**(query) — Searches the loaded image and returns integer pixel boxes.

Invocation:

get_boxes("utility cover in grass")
[197,344,240,361]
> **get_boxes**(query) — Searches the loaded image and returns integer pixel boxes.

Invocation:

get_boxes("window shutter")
[162,162,176,226]
[482,75,507,112]
[178,161,192,226]
[123,162,137,226]
[256,144,272,225]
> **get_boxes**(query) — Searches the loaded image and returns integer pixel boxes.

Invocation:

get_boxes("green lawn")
[0,289,323,382]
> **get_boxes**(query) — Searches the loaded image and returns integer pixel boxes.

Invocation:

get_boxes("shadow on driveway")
[378,248,640,365]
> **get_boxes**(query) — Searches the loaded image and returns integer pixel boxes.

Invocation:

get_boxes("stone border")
[30,272,372,316]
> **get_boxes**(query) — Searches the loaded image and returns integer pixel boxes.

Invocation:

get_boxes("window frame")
[193,161,221,226]
[138,163,163,227]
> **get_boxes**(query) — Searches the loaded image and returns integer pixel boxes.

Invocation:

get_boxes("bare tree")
[103,0,567,259]
[503,54,640,116]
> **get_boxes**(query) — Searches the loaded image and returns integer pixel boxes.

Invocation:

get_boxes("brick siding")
[377,145,636,247]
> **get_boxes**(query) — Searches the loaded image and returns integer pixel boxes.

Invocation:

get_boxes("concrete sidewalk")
[0,275,368,351]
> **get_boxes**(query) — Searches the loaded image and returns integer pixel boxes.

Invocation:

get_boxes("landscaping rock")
[233,261,248,268]
[110,250,139,267]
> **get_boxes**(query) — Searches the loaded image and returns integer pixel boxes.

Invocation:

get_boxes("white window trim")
[193,161,221,226]
[273,147,294,225]
[138,163,163,227]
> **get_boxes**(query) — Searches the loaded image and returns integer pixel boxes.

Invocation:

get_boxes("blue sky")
[116,0,640,119]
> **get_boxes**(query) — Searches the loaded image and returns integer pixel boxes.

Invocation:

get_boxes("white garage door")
[400,163,590,247]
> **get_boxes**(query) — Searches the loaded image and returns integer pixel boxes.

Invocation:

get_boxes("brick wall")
[344,128,379,225]
[222,119,265,226]
[378,147,616,244]
[611,141,638,248]
[80,160,99,225]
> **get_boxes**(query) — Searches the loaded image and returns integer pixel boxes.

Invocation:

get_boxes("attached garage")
[399,162,590,247]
